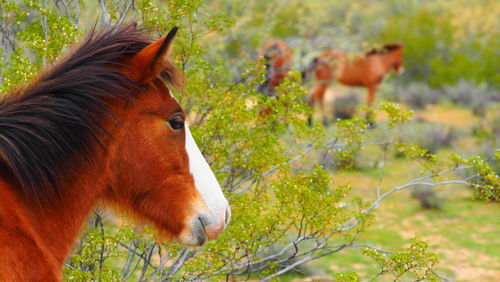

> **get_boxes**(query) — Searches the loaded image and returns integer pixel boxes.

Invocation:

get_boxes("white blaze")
[184,125,229,227]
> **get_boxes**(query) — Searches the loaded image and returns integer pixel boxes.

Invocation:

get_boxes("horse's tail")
[301,56,319,81]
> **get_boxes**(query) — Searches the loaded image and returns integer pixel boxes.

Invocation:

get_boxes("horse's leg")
[308,83,328,126]
[307,85,319,126]
[366,85,377,127]
[307,87,315,126]
[366,84,377,106]
[307,115,313,127]
[319,90,329,127]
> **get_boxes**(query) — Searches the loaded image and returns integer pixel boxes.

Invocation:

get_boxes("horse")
[0,23,230,281]
[258,40,293,96]
[305,43,404,124]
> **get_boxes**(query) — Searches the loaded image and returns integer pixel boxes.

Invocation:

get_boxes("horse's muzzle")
[203,206,231,240]
[396,66,405,75]
[181,205,231,246]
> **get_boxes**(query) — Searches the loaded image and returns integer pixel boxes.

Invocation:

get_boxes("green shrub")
[375,1,499,88]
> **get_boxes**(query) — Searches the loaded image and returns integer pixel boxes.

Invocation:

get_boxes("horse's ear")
[126,26,178,83]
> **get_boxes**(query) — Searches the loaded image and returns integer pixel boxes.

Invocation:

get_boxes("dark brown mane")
[366,42,403,55]
[0,23,182,205]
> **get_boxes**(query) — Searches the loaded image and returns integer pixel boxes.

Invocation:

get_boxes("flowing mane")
[0,23,182,205]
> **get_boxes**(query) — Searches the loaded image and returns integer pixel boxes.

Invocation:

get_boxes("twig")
[99,0,110,26]
[41,0,49,66]
[138,244,156,280]
[74,0,80,26]
[340,166,474,232]
[234,137,339,194]
[117,0,134,25]
[261,243,351,281]
[143,246,172,281]
[363,270,387,282]
[164,247,193,278]
[432,270,453,282]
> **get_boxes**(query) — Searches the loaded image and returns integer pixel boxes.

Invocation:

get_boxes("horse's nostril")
[198,214,212,228]
[224,207,231,225]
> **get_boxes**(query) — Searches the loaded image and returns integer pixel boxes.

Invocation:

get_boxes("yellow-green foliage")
[451,154,500,201]
[363,238,440,281]
[375,0,499,87]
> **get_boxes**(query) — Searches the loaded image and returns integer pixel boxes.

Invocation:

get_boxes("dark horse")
[305,43,404,123]
[0,23,230,280]
[258,40,293,96]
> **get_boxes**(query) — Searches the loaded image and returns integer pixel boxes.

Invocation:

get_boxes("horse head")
[106,26,230,246]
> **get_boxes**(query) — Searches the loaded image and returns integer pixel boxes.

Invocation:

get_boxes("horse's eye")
[168,115,185,130]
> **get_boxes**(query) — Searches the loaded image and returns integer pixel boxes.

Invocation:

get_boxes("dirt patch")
[454,266,500,281]
[331,172,379,197]
[437,248,500,281]
[400,212,440,236]
[417,105,477,131]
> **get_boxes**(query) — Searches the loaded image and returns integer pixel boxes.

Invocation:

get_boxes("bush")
[473,106,500,142]
[442,80,498,116]
[375,1,499,88]
[399,122,458,154]
[333,94,360,120]
[391,83,440,109]
[411,185,444,210]
[389,81,499,114]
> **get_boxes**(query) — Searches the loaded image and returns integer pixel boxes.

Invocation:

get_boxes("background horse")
[258,40,293,96]
[0,23,230,281]
[305,43,404,123]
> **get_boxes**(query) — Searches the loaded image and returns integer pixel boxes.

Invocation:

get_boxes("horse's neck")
[0,157,110,274]
[0,180,60,280]
[377,52,398,72]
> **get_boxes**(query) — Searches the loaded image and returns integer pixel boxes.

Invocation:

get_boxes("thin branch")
[41,0,49,66]
[432,270,453,282]
[261,243,351,281]
[117,0,134,25]
[363,270,387,282]
[118,242,156,269]
[121,243,138,280]
[138,244,156,280]
[350,243,393,254]
[55,0,72,21]
[99,0,110,26]
[164,247,193,278]
[73,0,80,26]
[340,166,474,232]
[143,246,171,281]
[234,137,339,194]
[94,213,106,281]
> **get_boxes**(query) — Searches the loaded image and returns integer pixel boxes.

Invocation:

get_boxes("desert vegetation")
[0,0,498,281]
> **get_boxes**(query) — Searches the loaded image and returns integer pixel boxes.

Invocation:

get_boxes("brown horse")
[306,43,404,122]
[0,23,230,280]
[258,40,293,96]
